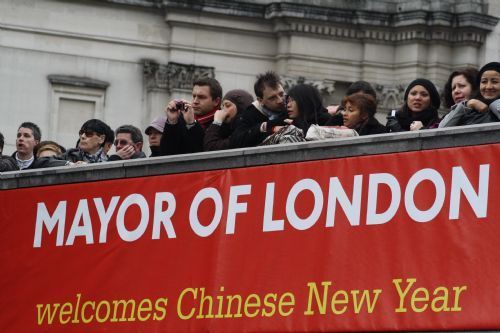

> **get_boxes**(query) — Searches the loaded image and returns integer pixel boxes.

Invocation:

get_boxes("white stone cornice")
[158,0,498,45]
[98,0,498,46]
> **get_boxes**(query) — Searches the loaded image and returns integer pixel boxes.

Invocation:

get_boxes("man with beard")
[230,71,288,147]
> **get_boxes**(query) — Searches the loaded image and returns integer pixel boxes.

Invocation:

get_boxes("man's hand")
[115,145,135,160]
[467,99,488,113]
[181,103,195,125]
[265,116,287,134]
[164,100,181,124]
[164,99,191,124]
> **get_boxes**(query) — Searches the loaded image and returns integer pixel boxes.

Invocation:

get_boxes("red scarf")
[195,107,217,130]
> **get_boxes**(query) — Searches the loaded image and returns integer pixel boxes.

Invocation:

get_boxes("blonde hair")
[35,141,64,158]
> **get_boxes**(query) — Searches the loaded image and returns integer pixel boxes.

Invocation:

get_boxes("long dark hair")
[287,84,328,133]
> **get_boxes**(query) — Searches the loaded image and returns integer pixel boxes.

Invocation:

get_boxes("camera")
[175,100,186,111]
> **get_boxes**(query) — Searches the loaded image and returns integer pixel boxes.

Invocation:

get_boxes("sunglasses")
[79,130,98,137]
[114,139,131,146]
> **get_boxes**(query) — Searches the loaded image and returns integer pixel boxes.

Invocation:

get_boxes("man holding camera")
[160,77,222,155]
[230,71,288,148]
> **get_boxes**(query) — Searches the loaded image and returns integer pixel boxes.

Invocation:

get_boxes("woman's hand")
[410,121,423,131]
[467,99,488,113]
[213,109,228,123]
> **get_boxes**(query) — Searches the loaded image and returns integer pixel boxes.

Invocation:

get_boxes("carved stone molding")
[375,84,406,111]
[142,60,215,92]
[282,76,336,96]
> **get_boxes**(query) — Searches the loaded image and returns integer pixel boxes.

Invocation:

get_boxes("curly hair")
[442,68,478,108]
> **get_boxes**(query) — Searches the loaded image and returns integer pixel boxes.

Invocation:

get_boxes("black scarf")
[396,105,439,130]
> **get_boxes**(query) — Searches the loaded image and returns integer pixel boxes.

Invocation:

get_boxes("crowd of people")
[1,61,499,173]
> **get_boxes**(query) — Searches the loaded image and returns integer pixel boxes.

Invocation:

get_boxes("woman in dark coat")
[203,89,254,151]
[63,119,112,163]
[286,84,335,135]
[386,78,441,132]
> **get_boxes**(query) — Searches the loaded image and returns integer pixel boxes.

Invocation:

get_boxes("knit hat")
[222,89,254,113]
[145,116,167,135]
[477,62,500,85]
[34,140,66,158]
[404,78,441,110]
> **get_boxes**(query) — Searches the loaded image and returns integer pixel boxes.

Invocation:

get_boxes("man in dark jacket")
[160,77,222,156]
[8,122,69,170]
[11,122,41,170]
[0,131,18,172]
[230,71,288,148]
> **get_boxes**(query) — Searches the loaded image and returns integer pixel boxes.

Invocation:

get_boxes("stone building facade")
[0,0,498,154]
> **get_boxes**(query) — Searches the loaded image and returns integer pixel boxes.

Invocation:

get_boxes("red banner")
[1,144,499,332]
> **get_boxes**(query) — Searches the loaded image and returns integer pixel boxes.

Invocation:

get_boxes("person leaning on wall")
[341,92,386,136]
[0,131,18,172]
[144,116,166,157]
[439,62,500,128]
[442,67,479,110]
[386,78,441,132]
[159,77,222,156]
[203,89,254,151]
[230,71,289,148]
[285,84,335,135]
[11,122,41,170]
[63,119,113,163]
[108,125,146,161]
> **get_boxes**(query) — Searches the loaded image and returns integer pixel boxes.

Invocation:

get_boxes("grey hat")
[145,116,167,135]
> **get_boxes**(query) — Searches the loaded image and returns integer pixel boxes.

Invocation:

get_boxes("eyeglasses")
[284,94,293,105]
[79,130,97,137]
[114,139,131,146]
